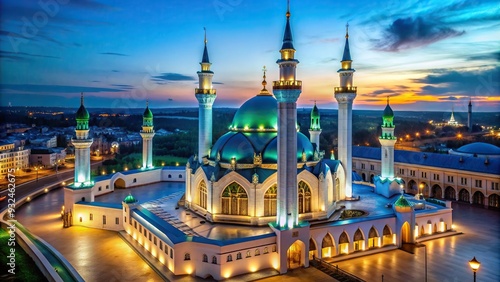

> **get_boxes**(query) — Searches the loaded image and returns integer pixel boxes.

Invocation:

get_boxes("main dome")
[230,94,278,131]
[209,92,315,164]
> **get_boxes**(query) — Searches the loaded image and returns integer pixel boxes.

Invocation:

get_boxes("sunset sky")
[1,0,499,112]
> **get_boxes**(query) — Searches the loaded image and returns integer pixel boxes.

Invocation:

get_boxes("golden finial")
[260,66,270,95]
[345,23,349,39]
[286,0,291,18]
[204,27,207,44]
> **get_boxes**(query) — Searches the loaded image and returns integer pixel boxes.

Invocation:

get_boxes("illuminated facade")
[62,3,456,280]
[71,93,93,186]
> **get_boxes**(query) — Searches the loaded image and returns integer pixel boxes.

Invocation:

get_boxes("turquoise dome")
[123,193,137,204]
[209,92,315,164]
[230,95,278,131]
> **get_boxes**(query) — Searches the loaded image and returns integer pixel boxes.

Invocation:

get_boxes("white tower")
[380,97,396,178]
[195,29,216,163]
[273,4,302,229]
[334,24,357,199]
[309,102,321,153]
[72,93,93,185]
[140,101,155,169]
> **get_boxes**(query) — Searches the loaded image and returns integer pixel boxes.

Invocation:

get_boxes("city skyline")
[0,0,499,112]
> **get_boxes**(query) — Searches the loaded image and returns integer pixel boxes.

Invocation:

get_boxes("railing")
[334,86,357,93]
[272,80,302,89]
[311,258,366,282]
[195,88,216,94]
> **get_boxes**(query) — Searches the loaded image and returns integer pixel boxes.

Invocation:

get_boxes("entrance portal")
[401,221,411,244]
[114,178,126,189]
[287,240,304,269]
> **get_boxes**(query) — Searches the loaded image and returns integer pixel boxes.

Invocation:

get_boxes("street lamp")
[468,257,480,282]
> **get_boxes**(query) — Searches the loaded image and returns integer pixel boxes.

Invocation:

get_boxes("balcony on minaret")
[272,80,302,89]
[195,88,217,95]
[334,86,357,93]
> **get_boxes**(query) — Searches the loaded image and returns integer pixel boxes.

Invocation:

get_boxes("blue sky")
[0,0,499,112]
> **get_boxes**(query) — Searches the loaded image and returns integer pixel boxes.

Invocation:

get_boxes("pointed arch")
[221,182,248,215]
[197,180,207,209]
[472,191,484,205]
[321,233,335,258]
[459,189,470,202]
[444,186,456,200]
[382,225,393,246]
[368,226,380,248]
[264,184,277,216]
[298,180,311,213]
[309,238,318,260]
[338,231,349,254]
[353,228,365,251]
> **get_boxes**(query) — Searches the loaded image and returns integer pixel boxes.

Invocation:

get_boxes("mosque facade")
[62,4,459,280]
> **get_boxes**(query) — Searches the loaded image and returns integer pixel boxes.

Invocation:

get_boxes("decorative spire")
[469,96,472,106]
[281,0,294,50]
[80,92,84,106]
[342,23,352,62]
[201,27,210,64]
[259,66,270,95]
[387,96,389,105]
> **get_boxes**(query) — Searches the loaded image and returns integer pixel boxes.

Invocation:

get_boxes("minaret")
[72,93,93,185]
[379,97,396,178]
[195,28,216,163]
[448,105,458,126]
[273,2,302,228]
[468,97,472,132]
[334,24,357,198]
[140,101,155,169]
[309,102,321,152]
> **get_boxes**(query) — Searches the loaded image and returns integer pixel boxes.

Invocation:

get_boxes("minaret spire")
[196,28,217,163]
[259,66,270,95]
[80,92,84,106]
[334,25,357,199]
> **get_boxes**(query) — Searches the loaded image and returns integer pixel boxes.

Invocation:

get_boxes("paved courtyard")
[15,182,500,282]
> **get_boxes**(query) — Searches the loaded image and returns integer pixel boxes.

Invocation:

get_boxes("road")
[0,161,102,212]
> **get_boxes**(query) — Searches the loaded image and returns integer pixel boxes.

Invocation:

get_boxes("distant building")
[30,135,57,148]
[447,107,459,127]
[0,142,30,176]
[30,147,66,167]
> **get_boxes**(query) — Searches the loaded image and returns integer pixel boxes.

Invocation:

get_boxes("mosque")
[63,4,456,280]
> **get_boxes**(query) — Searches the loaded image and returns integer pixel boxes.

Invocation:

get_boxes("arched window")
[353,228,365,251]
[184,253,190,260]
[263,247,268,254]
[368,226,379,248]
[212,256,217,264]
[197,181,207,209]
[255,249,260,256]
[227,254,232,262]
[221,183,248,215]
[202,254,208,262]
[179,174,182,179]
[338,231,349,254]
[298,181,311,213]
[321,233,335,258]
[246,250,251,258]
[264,184,277,216]
[236,252,242,260]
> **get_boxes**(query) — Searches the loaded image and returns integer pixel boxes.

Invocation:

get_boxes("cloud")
[212,82,224,85]
[438,96,459,101]
[100,52,128,56]
[414,66,499,97]
[375,17,465,51]
[467,51,500,62]
[0,50,60,61]
[152,73,196,81]
[0,84,127,93]
[111,70,120,72]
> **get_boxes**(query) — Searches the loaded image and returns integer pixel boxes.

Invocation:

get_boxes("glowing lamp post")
[468,257,480,282]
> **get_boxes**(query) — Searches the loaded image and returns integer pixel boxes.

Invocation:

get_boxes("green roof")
[231,95,278,131]
[76,94,90,120]
[143,106,153,118]
[383,103,394,119]
[394,195,413,208]
[123,193,138,204]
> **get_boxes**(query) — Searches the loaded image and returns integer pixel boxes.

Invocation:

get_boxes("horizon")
[0,0,499,112]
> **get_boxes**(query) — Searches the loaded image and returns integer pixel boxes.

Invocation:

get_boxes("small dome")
[311,103,319,118]
[231,95,278,131]
[456,142,500,156]
[143,106,153,118]
[123,193,137,204]
[383,103,394,119]
[76,104,89,120]
[394,195,413,213]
